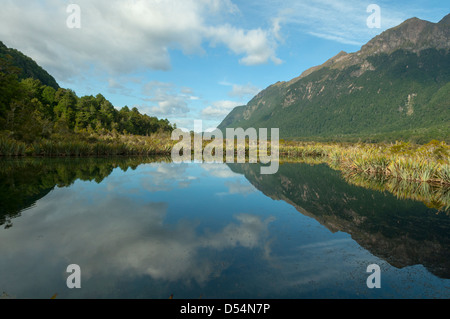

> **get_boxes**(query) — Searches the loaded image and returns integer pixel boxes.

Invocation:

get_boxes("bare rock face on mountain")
[218,14,450,143]
[361,15,450,55]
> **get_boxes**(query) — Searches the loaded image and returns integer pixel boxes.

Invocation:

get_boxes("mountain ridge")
[0,41,59,90]
[218,14,450,143]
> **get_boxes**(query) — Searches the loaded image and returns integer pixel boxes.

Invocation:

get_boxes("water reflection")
[0,157,173,228]
[341,170,450,212]
[0,158,277,298]
[0,158,449,298]
[228,162,450,279]
[1,193,272,284]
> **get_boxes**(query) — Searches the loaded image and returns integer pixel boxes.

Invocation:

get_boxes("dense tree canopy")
[0,53,174,143]
[0,41,59,90]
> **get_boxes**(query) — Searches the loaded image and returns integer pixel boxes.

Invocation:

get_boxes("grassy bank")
[0,132,175,157]
[279,140,450,185]
[1,133,449,185]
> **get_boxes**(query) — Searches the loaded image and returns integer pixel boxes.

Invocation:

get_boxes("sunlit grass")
[0,131,175,157]
[2,134,448,213]
[280,140,449,212]
[1,132,449,186]
[280,140,450,185]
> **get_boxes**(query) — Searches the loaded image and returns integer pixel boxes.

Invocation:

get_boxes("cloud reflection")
[0,184,274,297]
[201,164,240,179]
[140,163,197,192]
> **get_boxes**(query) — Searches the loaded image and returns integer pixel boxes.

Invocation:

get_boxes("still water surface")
[0,157,449,298]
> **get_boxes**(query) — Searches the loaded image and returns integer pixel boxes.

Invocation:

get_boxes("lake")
[0,157,449,299]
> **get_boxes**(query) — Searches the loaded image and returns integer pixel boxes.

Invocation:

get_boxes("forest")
[0,49,174,153]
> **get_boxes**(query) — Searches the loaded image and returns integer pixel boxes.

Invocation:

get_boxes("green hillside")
[218,15,450,143]
[0,41,59,90]
[0,41,174,145]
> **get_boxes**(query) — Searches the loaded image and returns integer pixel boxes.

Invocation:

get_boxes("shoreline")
[1,137,449,185]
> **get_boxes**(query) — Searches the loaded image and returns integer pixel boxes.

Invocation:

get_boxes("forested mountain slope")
[218,14,450,143]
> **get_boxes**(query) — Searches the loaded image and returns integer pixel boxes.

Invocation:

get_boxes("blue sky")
[0,0,448,130]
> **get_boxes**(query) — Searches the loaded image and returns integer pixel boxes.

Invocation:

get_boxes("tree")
[54,89,77,128]
[0,55,22,127]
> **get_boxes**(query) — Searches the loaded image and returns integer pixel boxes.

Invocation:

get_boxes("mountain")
[0,41,59,90]
[218,14,450,143]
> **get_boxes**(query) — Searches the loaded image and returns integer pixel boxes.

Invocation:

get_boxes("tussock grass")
[280,140,450,185]
[2,132,449,185]
[0,132,175,157]
[279,140,449,211]
[0,136,27,156]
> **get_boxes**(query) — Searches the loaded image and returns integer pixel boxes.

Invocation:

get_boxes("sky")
[0,0,448,131]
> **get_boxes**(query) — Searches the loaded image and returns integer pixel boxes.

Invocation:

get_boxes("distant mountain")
[218,14,450,143]
[0,41,59,90]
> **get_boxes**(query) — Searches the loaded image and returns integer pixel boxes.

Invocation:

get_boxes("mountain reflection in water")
[228,162,450,279]
[0,157,449,298]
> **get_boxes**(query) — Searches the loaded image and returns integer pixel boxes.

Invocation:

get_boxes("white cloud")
[201,100,243,119]
[254,0,415,46]
[273,0,370,46]
[229,83,261,99]
[219,80,261,99]
[0,0,282,81]
[205,80,265,122]
[206,24,282,65]
[108,78,125,90]
[140,81,197,116]
[271,17,284,43]
[307,32,364,46]
[142,81,176,97]
[181,87,194,95]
